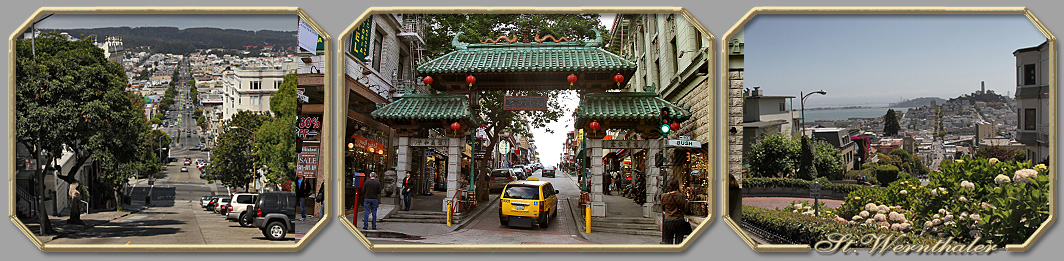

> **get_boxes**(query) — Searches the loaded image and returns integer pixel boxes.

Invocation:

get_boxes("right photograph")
[725,8,1055,252]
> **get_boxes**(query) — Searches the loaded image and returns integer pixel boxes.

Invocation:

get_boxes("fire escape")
[396,14,427,99]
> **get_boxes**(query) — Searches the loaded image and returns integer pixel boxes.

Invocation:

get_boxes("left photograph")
[9,8,332,251]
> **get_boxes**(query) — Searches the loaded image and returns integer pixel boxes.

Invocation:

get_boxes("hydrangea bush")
[831,158,1050,246]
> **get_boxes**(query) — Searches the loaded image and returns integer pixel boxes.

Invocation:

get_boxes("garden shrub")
[875,164,900,186]
[742,205,936,246]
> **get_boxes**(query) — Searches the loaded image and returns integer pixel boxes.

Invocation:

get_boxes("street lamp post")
[800,90,828,136]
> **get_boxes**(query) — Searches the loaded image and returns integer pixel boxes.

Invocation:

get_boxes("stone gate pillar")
[589,139,606,217]
[443,137,460,211]
[645,141,661,218]
[396,137,410,193]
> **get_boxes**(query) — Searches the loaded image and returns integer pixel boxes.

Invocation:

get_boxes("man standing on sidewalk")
[295,176,310,221]
[401,171,414,211]
[361,172,382,230]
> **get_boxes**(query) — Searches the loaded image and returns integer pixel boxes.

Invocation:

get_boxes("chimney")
[753,86,762,97]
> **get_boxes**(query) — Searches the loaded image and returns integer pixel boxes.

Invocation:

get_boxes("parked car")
[512,166,526,180]
[542,166,556,178]
[499,179,559,228]
[200,196,212,208]
[489,169,517,192]
[214,197,231,214]
[180,166,188,172]
[226,193,258,227]
[206,197,220,211]
[252,192,297,240]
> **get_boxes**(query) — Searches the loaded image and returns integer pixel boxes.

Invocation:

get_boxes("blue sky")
[744,14,1047,107]
[35,14,296,31]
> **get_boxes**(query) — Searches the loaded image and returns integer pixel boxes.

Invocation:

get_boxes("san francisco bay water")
[803,107,915,122]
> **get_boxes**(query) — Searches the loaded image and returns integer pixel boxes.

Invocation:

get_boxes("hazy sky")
[745,14,1046,108]
[34,14,296,31]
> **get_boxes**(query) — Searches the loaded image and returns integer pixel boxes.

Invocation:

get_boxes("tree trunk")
[32,145,54,235]
[58,155,89,226]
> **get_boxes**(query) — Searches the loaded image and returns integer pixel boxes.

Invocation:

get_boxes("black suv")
[252,192,296,240]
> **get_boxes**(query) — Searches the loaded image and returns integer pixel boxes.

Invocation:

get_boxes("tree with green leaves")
[209,111,269,191]
[188,79,198,104]
[811,139,846,180]
[16,32,154,230]
[744,133,799,178]
[419,14,608,198]
[256,73,298,188]
[883,109,901,136]
[797,136,818,180]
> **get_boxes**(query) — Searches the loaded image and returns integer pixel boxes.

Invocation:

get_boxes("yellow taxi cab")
[499,178,558,228]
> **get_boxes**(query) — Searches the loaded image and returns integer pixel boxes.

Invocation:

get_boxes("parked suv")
[226,193,258,227]
[252,192,297,240]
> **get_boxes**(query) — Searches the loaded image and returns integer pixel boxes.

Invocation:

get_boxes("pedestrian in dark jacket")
[401,171,415,211]
[660,179,689,244]
[602,171,612,195]
[361,172,382,230]
[295,176,311,221]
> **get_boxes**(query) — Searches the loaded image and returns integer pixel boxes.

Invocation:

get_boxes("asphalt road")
[410,168,592,244]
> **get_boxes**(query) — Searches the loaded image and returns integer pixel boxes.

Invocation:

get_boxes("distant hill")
[890,97,947,107]
[46,27,295,55]
[948,89,1011,104]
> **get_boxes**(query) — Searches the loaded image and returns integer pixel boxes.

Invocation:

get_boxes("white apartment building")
[222,62,295,120]
[1013,41,1050,164]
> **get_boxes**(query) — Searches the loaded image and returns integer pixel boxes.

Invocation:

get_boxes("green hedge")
[743,177,870,194]
[742,205,937,247]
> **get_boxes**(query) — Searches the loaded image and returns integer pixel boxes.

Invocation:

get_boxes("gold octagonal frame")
[336,6,715,252]
[7,7,333,252]
[718,6,1056,252]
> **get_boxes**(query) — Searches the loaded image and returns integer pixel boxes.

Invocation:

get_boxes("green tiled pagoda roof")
[575,92,691,122]
[417,42,636,74]
[371,94,471,121]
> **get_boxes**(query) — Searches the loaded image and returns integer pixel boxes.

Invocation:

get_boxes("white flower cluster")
[1014,169,1039,184]
[853,204,912,231]
[994,174,1011,184]
[988,158,999,165]
[960,180,975,189]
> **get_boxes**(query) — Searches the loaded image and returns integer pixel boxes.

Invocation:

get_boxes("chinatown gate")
[372,29,691,215]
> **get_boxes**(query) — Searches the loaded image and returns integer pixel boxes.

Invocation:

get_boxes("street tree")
[256,73,297,188]
[209,110,268,191]
[188,79,198,104]
[883,109,901,136]
[420,14,607,198]
[744,133,798,178]
[16,32,153,230]
[797,136,818,180]
[811,139,845,180]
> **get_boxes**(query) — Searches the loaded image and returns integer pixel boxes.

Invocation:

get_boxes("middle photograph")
[338,9,714,249]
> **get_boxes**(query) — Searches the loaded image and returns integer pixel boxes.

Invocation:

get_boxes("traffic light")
[659,107,672,135]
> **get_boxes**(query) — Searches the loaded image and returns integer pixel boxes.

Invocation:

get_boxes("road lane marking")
[126,241,131,245]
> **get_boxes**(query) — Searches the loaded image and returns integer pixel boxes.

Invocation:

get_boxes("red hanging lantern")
[567,74,578,86]
[450,122,461,131]
[422,76,434,86]
[589,121,600,131]
[466,75,476,86]
[670,122,680,131]
[613,73,624,86]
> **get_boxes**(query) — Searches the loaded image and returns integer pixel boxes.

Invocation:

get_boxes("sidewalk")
[561,169,662,244]
[346,194,500,239]
[22,204,148,244]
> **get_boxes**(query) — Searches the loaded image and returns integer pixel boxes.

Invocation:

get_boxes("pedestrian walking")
[401,171,415,211]
[660,179,690,244]
[602,171,612,195]
[295,176,311,221]
[361,172,382,230]
[315,185,325,218]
